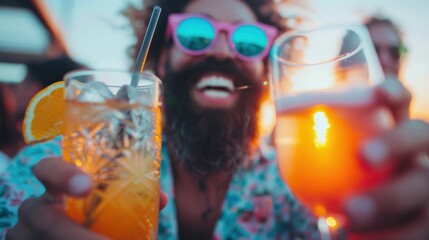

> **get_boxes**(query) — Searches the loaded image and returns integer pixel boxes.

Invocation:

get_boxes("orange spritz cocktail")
[270,24,394,229]
[274,92,394,220]
[62,70,162,240]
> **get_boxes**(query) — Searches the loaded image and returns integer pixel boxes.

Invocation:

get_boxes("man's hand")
[345,79,429,240]
[6,157,168,240]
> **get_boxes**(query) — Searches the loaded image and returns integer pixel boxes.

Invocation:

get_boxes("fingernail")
[346,196,375,224]
[362,139,388,166]
[69,175,92,195]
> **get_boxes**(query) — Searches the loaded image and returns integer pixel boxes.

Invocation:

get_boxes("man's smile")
[192,75,239,108]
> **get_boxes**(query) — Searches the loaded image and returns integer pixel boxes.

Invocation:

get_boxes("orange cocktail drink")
[62,70,162,240]
[270,25,394,228]
[274,91,394,220]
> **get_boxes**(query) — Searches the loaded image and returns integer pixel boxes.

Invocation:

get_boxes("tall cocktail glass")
[270,25,394,237]
[63,70,162,240]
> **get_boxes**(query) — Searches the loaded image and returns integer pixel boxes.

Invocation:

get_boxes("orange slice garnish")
[23,81,65,143]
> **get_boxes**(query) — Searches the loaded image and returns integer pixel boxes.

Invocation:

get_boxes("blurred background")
[43,0,429,119]
[0,0,428,159]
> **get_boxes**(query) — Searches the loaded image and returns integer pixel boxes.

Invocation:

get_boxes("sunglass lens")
[389,46,401,60]
[375,45,403,60]
[176,17,215,51]
[232,25,268,57]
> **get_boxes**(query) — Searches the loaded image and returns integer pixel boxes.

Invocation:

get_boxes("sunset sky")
[44,0,428,119]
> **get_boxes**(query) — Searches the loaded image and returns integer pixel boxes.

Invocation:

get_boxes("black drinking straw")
[131,6,162,86]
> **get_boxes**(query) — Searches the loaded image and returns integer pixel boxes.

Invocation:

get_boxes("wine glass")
[270,24,395,239]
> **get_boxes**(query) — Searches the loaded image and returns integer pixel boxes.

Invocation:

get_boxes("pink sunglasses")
[166,13,278,61]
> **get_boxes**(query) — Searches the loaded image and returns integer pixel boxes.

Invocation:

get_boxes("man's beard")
[163,57,266,175]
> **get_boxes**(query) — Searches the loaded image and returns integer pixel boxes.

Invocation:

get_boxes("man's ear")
[157,48,169,78]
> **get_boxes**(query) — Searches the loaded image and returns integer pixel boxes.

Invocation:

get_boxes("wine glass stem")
[318,217,347,240]
[318,217,332,240]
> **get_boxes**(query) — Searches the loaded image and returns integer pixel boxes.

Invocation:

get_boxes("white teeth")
[196,76,234,91]
[203,90,230,98]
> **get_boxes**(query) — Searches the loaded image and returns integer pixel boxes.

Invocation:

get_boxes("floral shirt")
[0,152,9,177]
[0,137,321,239]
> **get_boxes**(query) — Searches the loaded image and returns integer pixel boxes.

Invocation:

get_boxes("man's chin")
[165,89,259,174]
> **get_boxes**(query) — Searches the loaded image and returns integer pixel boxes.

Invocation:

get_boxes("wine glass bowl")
[270,25,395,227]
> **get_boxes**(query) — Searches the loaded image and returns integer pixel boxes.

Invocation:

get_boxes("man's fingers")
[18,196,62,236]
[345,167,429,232]
[375,79,411,123]
[384,120,429,159]
[361,120,429,167]
[6,221,35,240]
[348,204,429,240]
[43,212,108,240]
[17,195,107,240]
[33,157,93,196]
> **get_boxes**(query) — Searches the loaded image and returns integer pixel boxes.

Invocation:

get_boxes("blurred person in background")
[337,15,406,84]
[365,15,407,79]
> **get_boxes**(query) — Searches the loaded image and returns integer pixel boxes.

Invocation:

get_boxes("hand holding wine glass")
[270,24,429,240]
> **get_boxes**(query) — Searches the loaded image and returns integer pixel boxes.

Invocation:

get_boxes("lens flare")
[326,216,337,228]
[313,111,330,148]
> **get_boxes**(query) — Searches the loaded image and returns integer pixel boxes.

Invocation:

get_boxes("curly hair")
[123,0,300,72]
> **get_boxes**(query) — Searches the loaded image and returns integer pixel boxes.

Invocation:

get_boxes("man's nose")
[207,32,234,60]
[379,49,394,64]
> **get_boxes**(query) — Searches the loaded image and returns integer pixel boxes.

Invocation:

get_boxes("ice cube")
[115,85,140,103]
[78,81,114,103]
